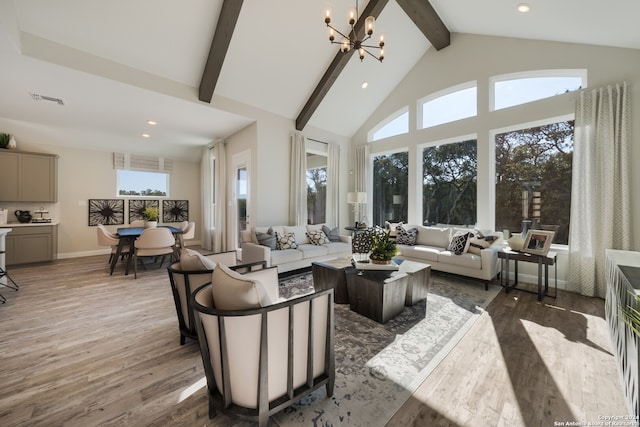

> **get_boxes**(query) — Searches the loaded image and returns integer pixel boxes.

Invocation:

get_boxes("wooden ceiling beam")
[198,0,244,103]
[396,0,450,50]
[295,0,389,131]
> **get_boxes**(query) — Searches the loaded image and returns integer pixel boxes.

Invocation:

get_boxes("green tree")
[423,140,477,226]
[307,167,327,224]
[373,152,408,225]
[495,120,573,243]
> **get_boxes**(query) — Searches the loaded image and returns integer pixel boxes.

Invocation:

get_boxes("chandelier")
[324,1,385,62]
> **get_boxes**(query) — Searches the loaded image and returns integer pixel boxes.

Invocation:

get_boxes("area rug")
[273,270,501,427]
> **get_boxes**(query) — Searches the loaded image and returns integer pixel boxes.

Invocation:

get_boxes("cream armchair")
[167,249,265,345]
[191,264,335,426]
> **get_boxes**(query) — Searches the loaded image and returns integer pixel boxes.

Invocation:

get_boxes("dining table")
[110,225,182,276]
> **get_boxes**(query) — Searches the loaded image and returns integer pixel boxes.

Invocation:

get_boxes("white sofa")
[393,225,504,289]
[241,225,351,273]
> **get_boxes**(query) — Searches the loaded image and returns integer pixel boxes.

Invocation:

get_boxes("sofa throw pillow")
[352,228,374,253]
[322,225,342,242]
[275,232,298,250]
[385,221,403,239]
[211,264,272,310]
[180,248,217,271]
[448,231,472,255]
[306,230,329,245]
[467,237,491,255]
[256,230,277,250]
[396,225,418,245]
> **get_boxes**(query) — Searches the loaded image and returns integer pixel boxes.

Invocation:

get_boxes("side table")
[498,248,557,301]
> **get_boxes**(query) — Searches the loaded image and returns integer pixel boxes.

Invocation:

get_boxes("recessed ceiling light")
[517,3,530,12]
[141,133,151,138]
[361,82,368,89]
[146,120,157,126]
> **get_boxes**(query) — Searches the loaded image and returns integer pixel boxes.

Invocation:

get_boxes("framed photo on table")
[523,230,555,256]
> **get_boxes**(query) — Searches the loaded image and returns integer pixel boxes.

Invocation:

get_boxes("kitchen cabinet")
[0,150,58,202]
[4,225,58,265]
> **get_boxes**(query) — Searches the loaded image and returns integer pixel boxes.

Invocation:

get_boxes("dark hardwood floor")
[0,253,630,426]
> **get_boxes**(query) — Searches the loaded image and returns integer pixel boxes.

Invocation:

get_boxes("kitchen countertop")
[0,222,59,227]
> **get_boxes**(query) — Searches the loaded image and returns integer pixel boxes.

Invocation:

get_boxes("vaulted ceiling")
[0,0,638,161]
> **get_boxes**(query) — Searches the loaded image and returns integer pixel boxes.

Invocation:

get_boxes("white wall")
[350,33,640,286]
[0,140,201,258]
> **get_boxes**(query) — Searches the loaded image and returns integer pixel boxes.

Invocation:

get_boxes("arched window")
[491,70,586,111]
[368,107,409,142]
[418,82,477,130]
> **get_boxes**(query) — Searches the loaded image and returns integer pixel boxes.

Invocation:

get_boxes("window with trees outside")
[422,139,477,226]
[491,70,585,111]
[307,152,327,225]
[494,119,574,244]
[418,82,477,129]
[117,170,168,197]
[368,107,409,142]
[372,151,408,226]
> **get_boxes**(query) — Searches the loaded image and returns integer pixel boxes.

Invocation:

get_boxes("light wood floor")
[0,253,630,426]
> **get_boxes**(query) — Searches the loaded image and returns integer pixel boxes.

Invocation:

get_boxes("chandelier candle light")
[324,1,385,62]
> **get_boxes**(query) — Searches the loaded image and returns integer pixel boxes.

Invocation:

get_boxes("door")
[231,151,250,250]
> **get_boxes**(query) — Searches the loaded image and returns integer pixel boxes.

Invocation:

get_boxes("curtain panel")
[289,132,307,226]
[568,82,632,297]
[327,142,340,227]
[200,141,227,252]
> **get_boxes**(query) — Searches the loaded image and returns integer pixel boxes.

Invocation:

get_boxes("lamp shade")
[347,192,367,204]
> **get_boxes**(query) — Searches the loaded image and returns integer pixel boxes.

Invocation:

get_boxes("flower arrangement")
[369,229,397,264]
[142,206,159,222]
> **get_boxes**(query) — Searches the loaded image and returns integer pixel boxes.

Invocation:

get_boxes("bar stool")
[0,250,19,304]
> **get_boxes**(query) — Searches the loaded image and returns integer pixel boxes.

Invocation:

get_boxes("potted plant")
[369,230,398,264]
[142,206,159,228]
[621,292,640,336]
[0,133,10,149]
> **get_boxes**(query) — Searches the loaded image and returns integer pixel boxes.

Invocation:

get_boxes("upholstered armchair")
[167,249,266,345]
[190,264,335,426]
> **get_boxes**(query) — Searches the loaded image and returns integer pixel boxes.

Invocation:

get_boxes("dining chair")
[96,224,130,264]
[133,227,177,278]
[176,221,195,249]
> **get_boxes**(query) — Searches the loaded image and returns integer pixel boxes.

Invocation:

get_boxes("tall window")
[307,152,327,224]
[422,139,477,226]
[491,70,585,111]
[372,151,408,226]
[494,119,574,244]
[418,82,477,129]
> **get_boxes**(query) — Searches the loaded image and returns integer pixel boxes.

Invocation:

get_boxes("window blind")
[113,153,172,173]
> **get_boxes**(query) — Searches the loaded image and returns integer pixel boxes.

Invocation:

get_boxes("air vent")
[30,93,65,106]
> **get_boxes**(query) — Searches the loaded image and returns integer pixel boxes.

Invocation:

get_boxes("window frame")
[418,134,478,227]
[489,113,575,246]
[369,148,410,226]
[367,106,409,142]
[116,169,170,198]
[417,81,477,130]
[490,69,587,112]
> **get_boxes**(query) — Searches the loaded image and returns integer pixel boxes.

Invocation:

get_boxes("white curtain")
[289,131,307,226]
[200,141,227,252]
[354,144,369,192]
[568,82,632,297]
[213,141,227,253]
[326,142,340,227]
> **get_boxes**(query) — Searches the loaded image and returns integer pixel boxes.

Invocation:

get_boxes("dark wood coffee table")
[397,260,431,306]
[312,258,353,304]
[345,268,409,323]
